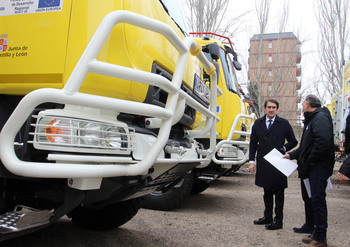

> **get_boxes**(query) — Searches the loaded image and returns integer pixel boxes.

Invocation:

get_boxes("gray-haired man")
[283,94,334,247]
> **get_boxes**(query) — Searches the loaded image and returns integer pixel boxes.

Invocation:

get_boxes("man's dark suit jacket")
[249,115,298,190]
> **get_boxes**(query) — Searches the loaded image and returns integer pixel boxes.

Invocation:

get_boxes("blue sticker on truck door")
[0,0,63,16]
[38,0,61,8]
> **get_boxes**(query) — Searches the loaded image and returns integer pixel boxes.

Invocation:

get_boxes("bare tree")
[315,0,349,97]
[248,0,271,116]
[184,0,249,41]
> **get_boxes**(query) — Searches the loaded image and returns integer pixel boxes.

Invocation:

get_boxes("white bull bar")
[212,113,255,166]
[0,11,218,179]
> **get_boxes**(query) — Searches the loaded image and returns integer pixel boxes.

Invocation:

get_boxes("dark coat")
[339,113,350,177]
[289,107,335,178]
[345,113,350,154]
[339,156,350,178]
[249,115,298,189]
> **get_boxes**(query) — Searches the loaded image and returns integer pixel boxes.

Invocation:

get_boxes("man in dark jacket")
[284,94,334,247]
[249,99,298,230]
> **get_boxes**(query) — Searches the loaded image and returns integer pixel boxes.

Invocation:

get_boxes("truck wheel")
[68,197,143,230]
[143,173,194,211]
[190,179,210,195]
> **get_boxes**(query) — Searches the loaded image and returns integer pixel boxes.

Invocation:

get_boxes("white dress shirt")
[266,116,276,129]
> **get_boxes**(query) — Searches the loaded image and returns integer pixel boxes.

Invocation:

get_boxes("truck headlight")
[32,116,131,154]
[78,122,126,149]
[218,145,238,158]
[44,118,74,144]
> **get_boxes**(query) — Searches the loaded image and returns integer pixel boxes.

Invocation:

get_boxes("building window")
[269,41,272,48]
[268,56,272,63]
[268,84,272,92]
[268,70,272,77]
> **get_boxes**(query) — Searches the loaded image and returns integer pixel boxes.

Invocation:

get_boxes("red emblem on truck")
[0,37,8,52]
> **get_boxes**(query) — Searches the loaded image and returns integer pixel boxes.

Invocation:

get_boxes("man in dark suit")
[249,99,298,230]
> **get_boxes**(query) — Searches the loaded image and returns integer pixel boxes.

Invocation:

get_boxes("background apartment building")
[248,32,302,127]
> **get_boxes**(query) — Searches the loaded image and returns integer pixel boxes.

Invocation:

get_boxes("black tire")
[143,172,194,211]
[68,197,143,230]
[190,179,210,195]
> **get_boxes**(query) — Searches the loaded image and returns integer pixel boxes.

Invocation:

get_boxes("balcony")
[296,52,301,64]
[296,96,302,103]
[296,67,301,77]
[296,81,301,90]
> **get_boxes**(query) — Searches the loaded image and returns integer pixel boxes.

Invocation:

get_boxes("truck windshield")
[160,0,189,34]
[219,48,238,94]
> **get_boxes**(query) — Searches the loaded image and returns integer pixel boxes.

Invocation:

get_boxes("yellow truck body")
[191,37,248,140]
[0,0,197,100]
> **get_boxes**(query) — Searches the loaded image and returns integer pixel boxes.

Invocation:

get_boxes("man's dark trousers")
[309,165,329,242]
[300,178,314,227]
[263,188,284,223]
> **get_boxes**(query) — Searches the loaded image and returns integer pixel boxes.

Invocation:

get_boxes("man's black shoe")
[293,224,314,234]
[253,217,272,225]
[265,221,283,230]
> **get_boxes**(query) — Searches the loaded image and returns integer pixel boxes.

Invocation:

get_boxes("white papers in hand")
[263,148,298,177]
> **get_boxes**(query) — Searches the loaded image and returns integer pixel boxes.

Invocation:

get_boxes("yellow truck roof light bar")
[0,11,217,179]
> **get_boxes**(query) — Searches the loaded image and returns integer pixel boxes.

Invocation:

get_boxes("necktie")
[267,119,272,130]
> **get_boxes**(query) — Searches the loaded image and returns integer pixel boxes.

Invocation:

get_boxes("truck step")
[198,174,219,181]
[0,206,53,234]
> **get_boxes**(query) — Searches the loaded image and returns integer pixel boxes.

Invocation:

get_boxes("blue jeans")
[308,165,329,242]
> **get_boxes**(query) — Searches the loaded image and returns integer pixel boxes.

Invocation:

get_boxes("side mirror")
[224,45,242,71]
[232,60,242,71]
[208,43,220,60]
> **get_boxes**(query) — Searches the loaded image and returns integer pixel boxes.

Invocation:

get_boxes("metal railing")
[213,113,255,165]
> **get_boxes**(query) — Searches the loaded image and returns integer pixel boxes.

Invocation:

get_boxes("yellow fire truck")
[331,60,350,160]
[142,33,255,210]
[0,0,221,240]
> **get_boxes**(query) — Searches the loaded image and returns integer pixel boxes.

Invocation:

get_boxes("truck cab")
[193,34,255,177]
[0,0,219,240]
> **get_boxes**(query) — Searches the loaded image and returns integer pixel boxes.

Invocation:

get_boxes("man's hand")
[249,162,256,173]
[282,153,290,159]
[278,147,286,154]
[338,172,349,182]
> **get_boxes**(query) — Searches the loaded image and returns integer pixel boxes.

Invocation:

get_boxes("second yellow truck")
[142,33,255,210]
